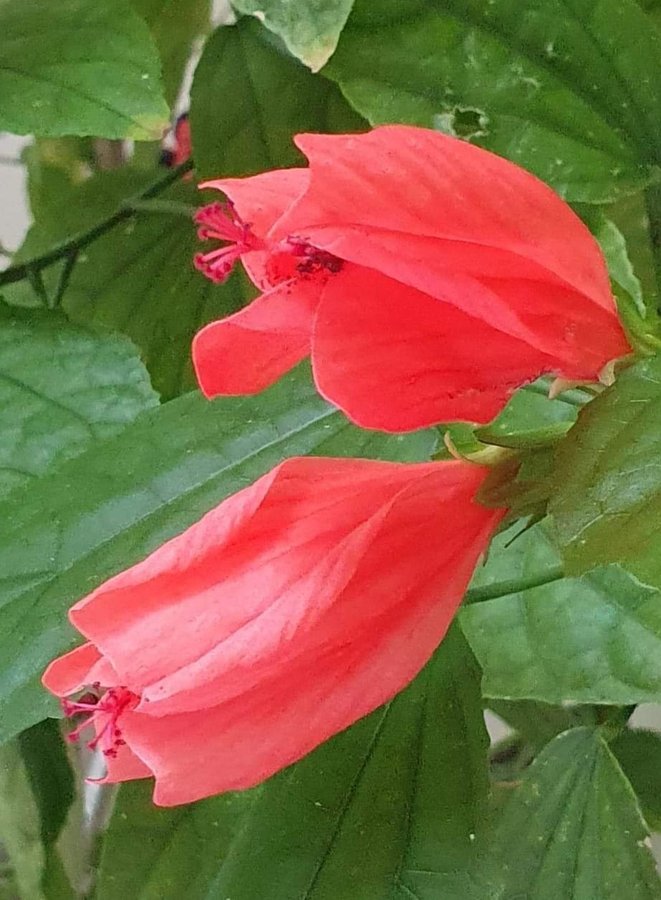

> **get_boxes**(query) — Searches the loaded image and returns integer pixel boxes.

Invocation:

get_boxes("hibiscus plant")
[0,1,661,898]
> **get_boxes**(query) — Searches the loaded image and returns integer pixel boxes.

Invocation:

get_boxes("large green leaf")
[132,0,210,104]
[96,781,255,900]
[4,169,246,401]
[324,0,661,201]
[0,306,158,499]
[231,0,355,71]
[463,559,661,705]
[190,19,366,179]
[0,366,433,743]
[550,355,661,588]
[0,0,169,139]
[486,728,661,898]
[464,520,661,705]
[97,627,489,900]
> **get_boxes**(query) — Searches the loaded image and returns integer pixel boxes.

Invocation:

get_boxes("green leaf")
[4,168,246,400]
[465,520,661,705]
[0,0,169,139]
[608,190,660,313]
[611,729,661,830]
[190,19,366,180]
[0,741,49,900]
[0,306,158,499]
[17,720,75,850]
[113,626,486,900]
[550,355,661,588]
[231,0,355,71]
[577,204,660,342]
[486,728,661,898]
[0,723,75,900]
[466,519,565,603]
[96,781,255,900]
[133,0,210,105]
[475,378,582,449]
[0,365,434,743]
[324,0,661,202]
[463,558,661,705]
[592,213,646,318]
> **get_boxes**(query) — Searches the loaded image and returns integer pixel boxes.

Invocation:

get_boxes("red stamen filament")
[194,202,262,284]
[63,687,138,759]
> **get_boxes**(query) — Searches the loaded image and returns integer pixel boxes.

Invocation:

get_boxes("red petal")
[312,264,558,430]
[67,463,282,686]
[274,127,612,309]
[113,461,503,804]
[200,168,308,240]
[66,459,439,698]
[42,643,115,696]
[93,741,153,783]
[192,278,320,397]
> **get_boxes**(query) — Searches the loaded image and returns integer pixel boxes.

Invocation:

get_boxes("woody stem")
[0,159,194,290]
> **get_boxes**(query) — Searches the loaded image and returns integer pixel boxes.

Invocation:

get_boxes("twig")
[0,159,194,290]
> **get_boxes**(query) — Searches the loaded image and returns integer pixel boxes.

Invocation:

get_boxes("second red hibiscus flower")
[192,125,630,432]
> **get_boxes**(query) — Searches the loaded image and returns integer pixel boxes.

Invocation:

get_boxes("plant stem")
[645,181,661,308]
[0,159,194,289]
[464,564,565,604]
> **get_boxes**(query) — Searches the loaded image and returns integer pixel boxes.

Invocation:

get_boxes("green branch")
[0,159,194,290]
[464,565,565,604]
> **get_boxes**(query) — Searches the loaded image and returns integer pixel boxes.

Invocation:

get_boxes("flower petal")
[67,459,446,699]
[200,168,309,240]
[42,643,116,696]
[192,277,321,397]
[67,463,282,686]
[117,462,502,804]
[274,127,612,308]
[312,264,558,430]
[94,742,153,783]
[282,226,629,365]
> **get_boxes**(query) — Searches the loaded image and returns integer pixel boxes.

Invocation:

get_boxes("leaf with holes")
[550,354,661,589]
[0,365,434,743]
[190,18,366,179]
[486,728,661,898]
[0,306,158,499]
[324,0,661,201]
[0,0,169,139]
[231,0,355,71]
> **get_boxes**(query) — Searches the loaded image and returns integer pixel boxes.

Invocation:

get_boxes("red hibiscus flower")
[192,126,630,432]
[43,456,503,806]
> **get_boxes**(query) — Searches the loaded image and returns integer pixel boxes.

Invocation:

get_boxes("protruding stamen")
[194,202,262,284]
[63,686,138,758]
